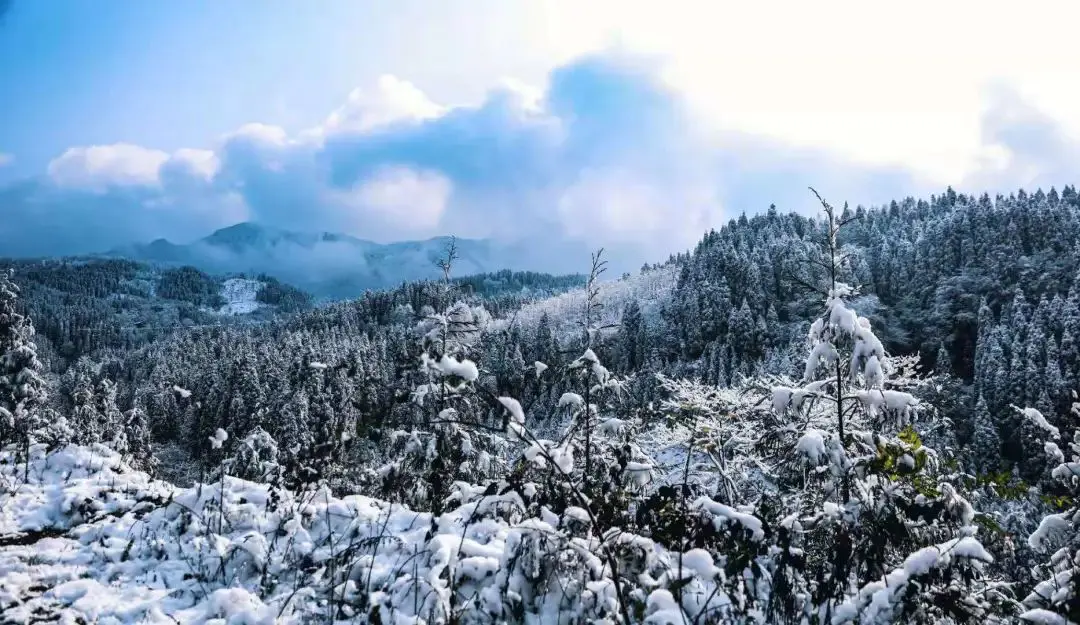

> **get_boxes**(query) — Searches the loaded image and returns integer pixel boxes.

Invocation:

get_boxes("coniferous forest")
[2,187,1079,624]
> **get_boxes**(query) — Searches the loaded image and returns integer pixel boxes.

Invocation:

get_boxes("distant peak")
[201,222,285,248]
[205,222,272,239]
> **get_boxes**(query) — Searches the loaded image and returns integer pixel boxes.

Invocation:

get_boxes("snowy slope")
[216,278,263,315]
[514,264,678,341]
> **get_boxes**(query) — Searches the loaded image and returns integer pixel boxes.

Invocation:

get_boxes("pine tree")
[533,312,558,367]
[1061,279,1080,387]
[768,190,993,622]
[123,391,156,473]
[935,341,952,375]
[969,395,1002,473]
[620,300,645,371]
[726,299,757,373]
[986,329,1010,412]
[1025,324,1047,406]
[93,378,124,450]
[0,269,49,471]
[1010,290,1031,340]
[1045,335,1066,414]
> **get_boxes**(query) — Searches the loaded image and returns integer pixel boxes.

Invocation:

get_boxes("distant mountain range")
[102,222,593,300]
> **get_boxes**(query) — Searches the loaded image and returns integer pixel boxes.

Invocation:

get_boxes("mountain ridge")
[103,222,509,300]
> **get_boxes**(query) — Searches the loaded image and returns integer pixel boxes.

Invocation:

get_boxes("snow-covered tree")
[970,394,1003,473]
[0,269,50,471]
[1019,397,1080,622]
[765,191,995,622]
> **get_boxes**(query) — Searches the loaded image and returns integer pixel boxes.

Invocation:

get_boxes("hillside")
[2,187,1080,623]
[107,223,595,300]
[1,258,313,369]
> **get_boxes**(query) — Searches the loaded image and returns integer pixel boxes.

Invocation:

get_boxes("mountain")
[107,223,524,300]
[2,257,314,368]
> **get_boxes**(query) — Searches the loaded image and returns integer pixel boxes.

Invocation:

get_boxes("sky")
[3,0,1080,263]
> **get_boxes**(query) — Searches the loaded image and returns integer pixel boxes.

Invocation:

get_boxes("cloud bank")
[2,52,1078,267]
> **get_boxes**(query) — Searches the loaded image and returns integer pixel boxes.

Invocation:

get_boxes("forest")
[1,186,1078,624]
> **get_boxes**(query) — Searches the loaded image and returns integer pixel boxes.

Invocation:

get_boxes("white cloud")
[525,0,1080,185]
[48,145,223,192]
[169,149,220,181]
[0,153,13,167]
[47,144,170,191]
[226,123,290,146]
[8,45,1080,263]
[338,166,452,231]
[319,75,445,137]
[557,169,722,253]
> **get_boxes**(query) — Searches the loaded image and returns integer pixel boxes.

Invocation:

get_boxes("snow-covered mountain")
[106,223,594,300]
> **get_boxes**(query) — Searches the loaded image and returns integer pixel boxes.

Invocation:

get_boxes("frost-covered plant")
[749,192,998,622]
[0,269,50,475]
[1019,396,1080,622]
[371,291,508,512]
[225,425,282,484]
[123,391,157,474]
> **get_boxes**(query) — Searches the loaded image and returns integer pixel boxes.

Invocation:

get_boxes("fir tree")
[970,394,1002,473]
[0,269,49,473]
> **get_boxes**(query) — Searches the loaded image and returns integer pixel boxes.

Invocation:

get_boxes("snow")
[832,536,992,624]
[1027,514,1072,552]
[1018,609,1069,625]
[691,497,764,541]
[863,354,883,388]
[524,439,574,473]
[1021,407,1061,439]
[216,278,264,316]
[0,443,739,624]
[209,428,229,450]
[1044,441,1065,463]
[679,549,719,579]
[172,385,192,399]
[512,265,677,344]
[624,461,654,487]
[422,353,480,383]
[796,429,828,465]
[855,389,918,420]
[441,354,480,382]
[558,392,584,409]
[771,386,793,414]
[497,396,525,425]
[533,361,548,377]
[1050,462,1080,481]
[803,341,838,381]
[597,417,628,436]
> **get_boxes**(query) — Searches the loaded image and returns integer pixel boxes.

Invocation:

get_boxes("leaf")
[898,424,922,450]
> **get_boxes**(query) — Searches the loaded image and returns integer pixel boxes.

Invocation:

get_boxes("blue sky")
[2,0,1080,262]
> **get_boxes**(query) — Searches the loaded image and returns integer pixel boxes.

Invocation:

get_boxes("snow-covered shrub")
[1019,396,1080,622]
[224,425,281,484]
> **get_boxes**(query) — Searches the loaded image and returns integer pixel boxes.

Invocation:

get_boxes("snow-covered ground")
[216,278,263,315]
[0,443,758,624]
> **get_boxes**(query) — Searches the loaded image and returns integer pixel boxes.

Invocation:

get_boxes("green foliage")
[254,275,313,312]
[451,269,586,297]
[158,266,225,308]
[976,470,1031,500]
[1040,493,1074,509]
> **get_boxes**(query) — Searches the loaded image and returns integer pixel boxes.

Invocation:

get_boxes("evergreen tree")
[0,269,49,469]
[619,300,645,371]
[1018,397,1080,622]
[969,394,1002,473]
